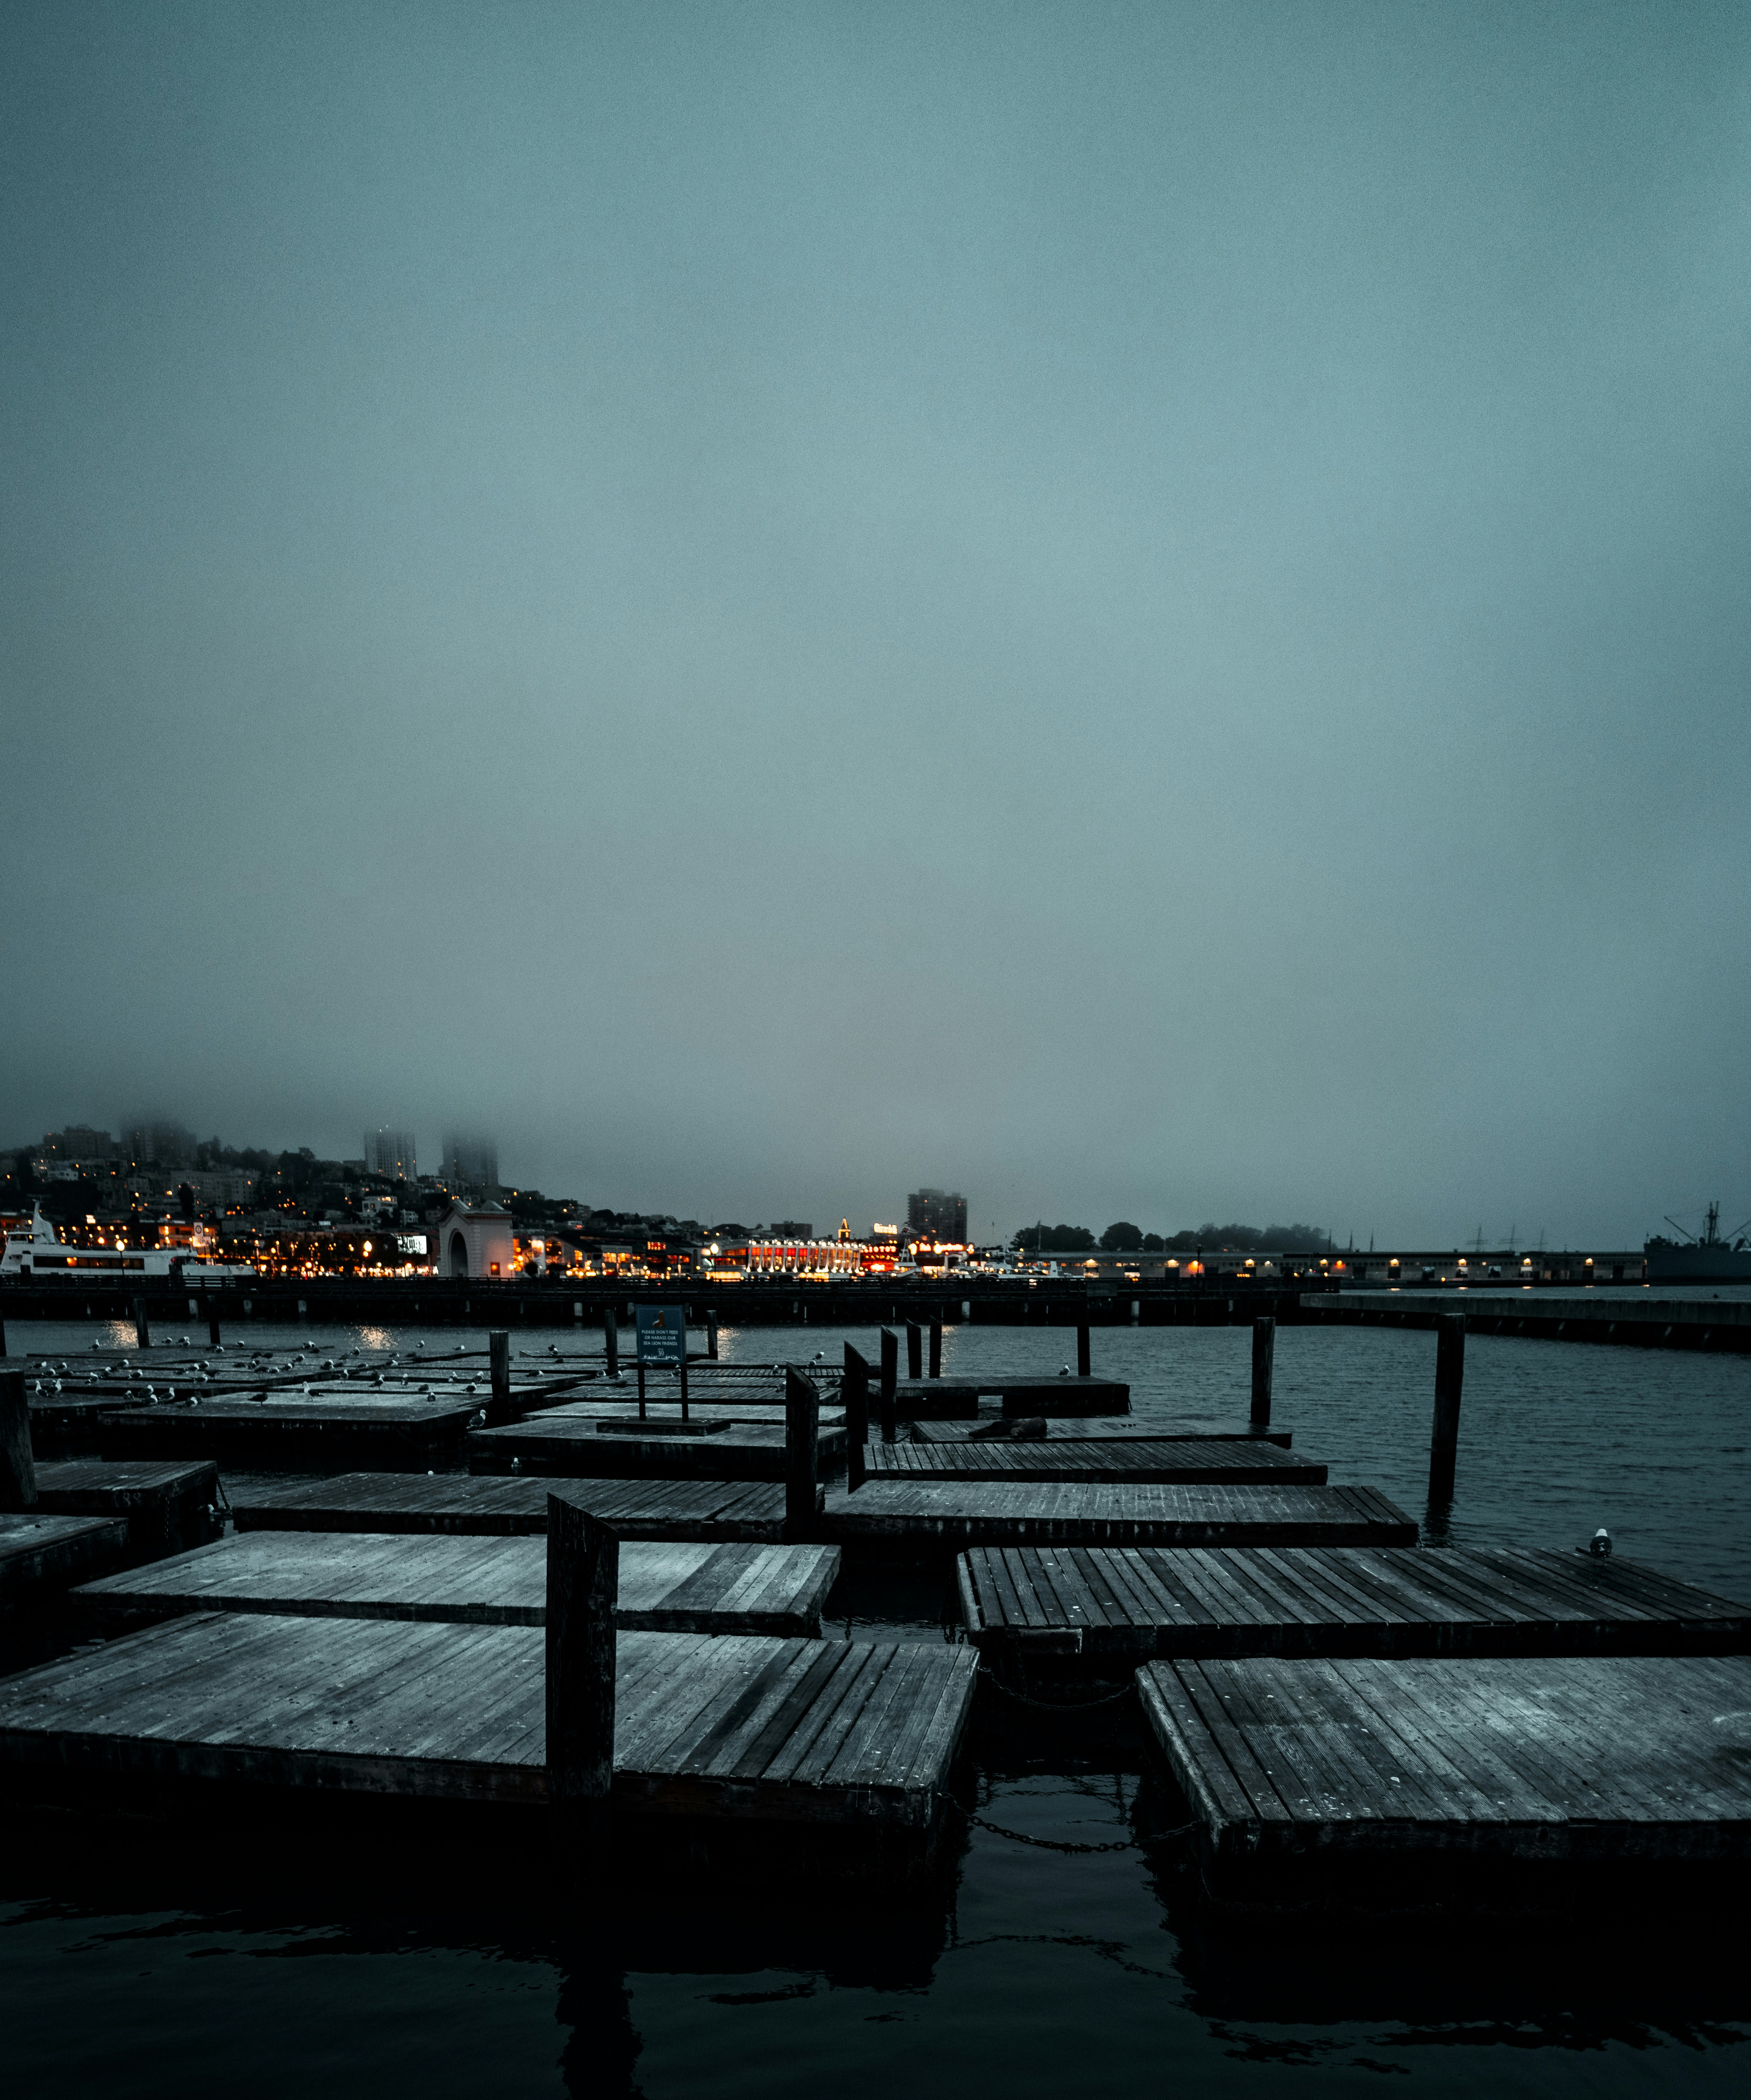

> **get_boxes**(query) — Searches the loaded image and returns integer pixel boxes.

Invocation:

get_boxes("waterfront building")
[430,1200,515,1279]
[907,1188,968,1241]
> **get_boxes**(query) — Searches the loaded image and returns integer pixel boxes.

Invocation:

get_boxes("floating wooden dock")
[891,1379,1130,1419]
[911,1416,1292,1448]
[97,1398,481,1471]
[466,1416,848,1482]
[1138,1653,1751,1906]
[819,1482,1416,1555]
[229,1471,804,1541]
[866,1440,1326,1486]
[0,1514,129,1614]
[959,1544,1751,1671]
[0,1612,976,1844]
[34,1460,220,1560]
[74,1531,842,1636]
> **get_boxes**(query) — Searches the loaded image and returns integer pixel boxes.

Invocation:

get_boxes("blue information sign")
[634,1304,687,1367]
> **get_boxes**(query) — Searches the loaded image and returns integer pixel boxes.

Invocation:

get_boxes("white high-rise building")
[442,1132,498,1192]
[363,1127,417,1182]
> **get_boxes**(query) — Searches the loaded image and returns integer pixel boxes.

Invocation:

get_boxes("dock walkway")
[867,1440,1326,1486]
[229,1471,803,1541]
[959,1544,1751,1669]
[1137,1652,1751,1902]
[99,1399,480,1471]
[820,1482,1415,1554]
[74,1531,841,1636]
[0,1611,977,1838]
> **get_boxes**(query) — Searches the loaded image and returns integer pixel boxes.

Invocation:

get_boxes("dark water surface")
[4,1318,1747,2096]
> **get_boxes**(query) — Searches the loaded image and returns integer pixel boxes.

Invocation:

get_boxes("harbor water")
[2,1316,1746,2096]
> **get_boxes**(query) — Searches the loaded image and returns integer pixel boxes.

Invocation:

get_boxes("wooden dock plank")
[228,1472,802,1541]
[72,1532,842,1636]
[961,1545,1751,1667]
[32,1460,221,1561]
[1140,1654,1751,1894]
[822,1482,1416,1554]
[0,1514,131,1612]
[466,1416,847,1482]
[864,1439,1326,1485]
[97,1399,480,1471]
[0,1612,978,1830]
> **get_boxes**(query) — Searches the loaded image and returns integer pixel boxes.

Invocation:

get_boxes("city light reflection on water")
[2,1318,1746,2094]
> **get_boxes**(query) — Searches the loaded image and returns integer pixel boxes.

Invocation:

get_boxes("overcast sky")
[4,3,1748,1245]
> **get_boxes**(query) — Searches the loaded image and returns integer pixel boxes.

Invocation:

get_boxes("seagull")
[1059,1364,1071,1376]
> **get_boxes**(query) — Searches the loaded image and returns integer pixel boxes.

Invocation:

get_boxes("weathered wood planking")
[98,1400,480,1471]
[821,1481,1416,1553]
[0,1613,978,1831]
[868,1440,1327,1485]
[467,1416,848,1482]
[890,1379,1130,1419]
[1137,1653,1751,1898]
[911,1416,1292,1448]
[0,1514,131,1613]
[229,1471,805,1541]
[74,1531,842,1636]
[960,1544,1751,1667]
[520,1399,846,1430]
[34,1460,221,1560]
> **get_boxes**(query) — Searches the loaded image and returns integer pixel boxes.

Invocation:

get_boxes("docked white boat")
[0,1207,256,1281]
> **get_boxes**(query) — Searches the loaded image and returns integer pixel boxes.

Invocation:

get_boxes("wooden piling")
[906,1322,923,1379]
[879,1329,899,1444]
[1250,1317,1275,1430]
[1,1369,37,1511]
[784,1369,819,1541]
[706,1312,720,1361]
[132,1296,151,1349]
[545,1493,619,1815]
[203,1297,221,1349]
[843,1345,871,1492]
[928,1321,942,1379]
[487,1331,513,1427]
[1430,1313,1465,1501]
[1076,1322,1091,1377]
[603,1307,619,1377]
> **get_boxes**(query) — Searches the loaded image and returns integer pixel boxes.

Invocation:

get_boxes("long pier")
[1302,1290,1751,1353]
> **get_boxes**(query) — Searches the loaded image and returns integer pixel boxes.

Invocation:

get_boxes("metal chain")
[977,1665,1136,1711]
[967,1813,1138,1854]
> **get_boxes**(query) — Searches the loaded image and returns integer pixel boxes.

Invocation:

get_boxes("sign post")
[634,1304,689,1421]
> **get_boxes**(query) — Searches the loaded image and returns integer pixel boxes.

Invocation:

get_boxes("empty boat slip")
[0,1514,129,1613]
[466,1416,848,1482]
[74,1532,841,1636]
[0,1614,978,1838]
[866,1441,1326,1485]
[820,1482,1416,1554]
[1137,1653,1751,1905]
[228,1472,803,1541]
[958,1545,1751,1670]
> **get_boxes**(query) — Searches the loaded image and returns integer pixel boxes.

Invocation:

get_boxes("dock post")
[133,1296,151,1349]
[905,1321,922,1379]
[1076,1321,1091,1377]
[487,1331,513,1426]
[203,1297,221,1349]
[546,1493,619,1827]
[1429,1314,1465,1502]
[784,1369,820,1540]
[878,1327,898,1443]
[0,1314,6,1356]
[928,1320,942,1378]
[843,1344,871,1491]
[0,1369,36,1510]
[603,1307,618,1377]
[1250,1317,1275,1430]
[706,1311,719,1361]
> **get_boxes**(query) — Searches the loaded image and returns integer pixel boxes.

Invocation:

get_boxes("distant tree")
[1009,1223,1096,1253]
[1099,1221,1144,1251]
[1141,1233,1165,1252]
